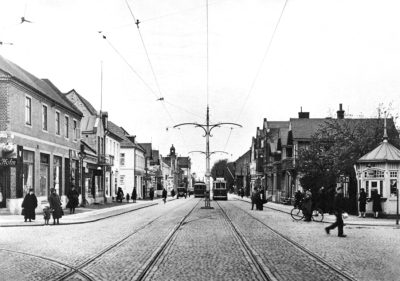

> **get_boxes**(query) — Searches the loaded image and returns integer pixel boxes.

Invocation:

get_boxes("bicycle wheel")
[312,208,324,222]
[290,207,304,221]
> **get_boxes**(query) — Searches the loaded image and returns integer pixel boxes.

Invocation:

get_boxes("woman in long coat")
[49,188,63,225]
[66,186,79,214]
[371,190,382,218]
[358,188,367,218]
[22,188,38,222]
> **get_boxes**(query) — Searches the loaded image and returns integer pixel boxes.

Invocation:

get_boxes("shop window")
[53,156,62,195]
[39,153,50,197]
[23,150,34,196]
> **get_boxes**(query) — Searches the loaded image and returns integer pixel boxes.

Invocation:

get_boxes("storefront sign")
[0,158,17,166]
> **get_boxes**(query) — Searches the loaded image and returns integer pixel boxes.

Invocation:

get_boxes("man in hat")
[325,186,346,237]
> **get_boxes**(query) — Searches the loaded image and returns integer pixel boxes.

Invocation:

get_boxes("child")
[43,206,51,225]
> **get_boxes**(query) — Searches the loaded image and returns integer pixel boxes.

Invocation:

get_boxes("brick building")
[0,55,82,214]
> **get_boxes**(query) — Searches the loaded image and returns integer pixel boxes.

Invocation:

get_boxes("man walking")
[325,186,346,237]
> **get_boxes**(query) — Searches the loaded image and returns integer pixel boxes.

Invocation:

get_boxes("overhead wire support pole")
[174,106,241,208]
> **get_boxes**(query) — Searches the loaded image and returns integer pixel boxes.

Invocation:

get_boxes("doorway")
[0,167,10,208]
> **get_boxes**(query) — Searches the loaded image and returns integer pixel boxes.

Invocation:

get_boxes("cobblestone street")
[1,196,400,281]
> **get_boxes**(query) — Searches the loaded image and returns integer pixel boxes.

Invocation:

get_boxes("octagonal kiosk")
[355,122,400,216]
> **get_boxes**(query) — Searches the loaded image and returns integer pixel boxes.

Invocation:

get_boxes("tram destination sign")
[0,158,17,166]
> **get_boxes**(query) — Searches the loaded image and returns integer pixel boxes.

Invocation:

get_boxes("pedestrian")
[256,189,263,211]
[294,190,303,208]
[43,206,51,225]
[66,186,79,214]
[370,190,382,218]
[171,189,176,198]
[251,188,258,210]
[149,187,154,200]
[240,188,244,198]
[132,187,137,203]
[317,186,327,213]
[325,186,347,237]
[302,189,312,221]
[21,188,38,222]
[358,188,367,218]
[49,188,63,225]
[162,187,167,204]
[126,193,130,202]
[117,187,124,203]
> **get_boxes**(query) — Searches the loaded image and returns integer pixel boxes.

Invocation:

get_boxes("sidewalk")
[0,197,175,227]
[232,194,400,227]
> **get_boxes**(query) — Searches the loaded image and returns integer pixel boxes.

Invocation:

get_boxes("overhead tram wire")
[124,0,189,149]
[125,0,163,100]
[102,36,159,100]
[235,0,289,124]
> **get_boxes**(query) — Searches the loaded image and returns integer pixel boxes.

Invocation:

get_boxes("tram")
[212,178,228,200]
[193,182,206,198]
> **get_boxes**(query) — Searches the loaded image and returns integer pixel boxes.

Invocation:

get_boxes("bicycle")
[290,204,324,222]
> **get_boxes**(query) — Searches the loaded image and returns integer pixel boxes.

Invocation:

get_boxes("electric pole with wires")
[174,106,241,208]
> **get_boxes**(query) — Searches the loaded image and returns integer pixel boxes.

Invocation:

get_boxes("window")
[64,116,69,138]
[55,112,60,135]
[120,153,125,166]
[390,171,398,178]
[25,97,32,125]
[73,120,78,141]
[120,175,125,186]
[23,150,34,196]
[53,156,62,195]
[40,153,50,197]
[42,105,48,131]
[390,179,397,196]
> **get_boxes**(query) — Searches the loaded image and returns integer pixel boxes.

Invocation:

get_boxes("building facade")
[0,55,82,213]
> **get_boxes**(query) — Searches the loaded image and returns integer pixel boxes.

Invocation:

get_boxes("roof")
[81,116,98,133]
[0,55,82,117]
[139,143,152,157]
[289,118,328,140]
[105,122,136,148]
[267,121,290,129]
[105,121,124,141]
[358,141,400,163]
[177,157,190,168]
[65,89,98,116]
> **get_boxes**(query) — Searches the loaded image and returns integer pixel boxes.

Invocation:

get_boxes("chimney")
[337,104,345,119]
[298,107,310,119]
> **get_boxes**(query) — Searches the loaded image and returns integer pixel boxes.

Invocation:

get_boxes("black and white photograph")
[1,0,400,280]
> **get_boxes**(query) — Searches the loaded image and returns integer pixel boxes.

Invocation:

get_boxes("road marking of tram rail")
[229,200,358,281]
[215,201,277,281]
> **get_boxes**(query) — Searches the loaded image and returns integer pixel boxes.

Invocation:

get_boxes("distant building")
[162,145,191,193]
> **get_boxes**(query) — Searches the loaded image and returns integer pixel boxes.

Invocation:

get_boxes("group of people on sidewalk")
[250,188,265,211]
[21,187,69,225]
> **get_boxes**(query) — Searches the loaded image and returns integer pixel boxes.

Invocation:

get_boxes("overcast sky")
[1,0,400,178]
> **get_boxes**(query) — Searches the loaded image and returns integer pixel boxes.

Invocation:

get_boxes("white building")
[105,121,123,200]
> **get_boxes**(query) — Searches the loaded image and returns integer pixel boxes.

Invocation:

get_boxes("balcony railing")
[98,154,114,166]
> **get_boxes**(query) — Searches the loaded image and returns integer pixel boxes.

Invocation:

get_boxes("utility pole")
[174,106,241,207]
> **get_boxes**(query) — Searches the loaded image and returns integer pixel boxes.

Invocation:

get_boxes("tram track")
[0,198,201,281]
[134,198,202,281]
[215,200,276,281]
[217,200,358,281]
